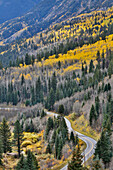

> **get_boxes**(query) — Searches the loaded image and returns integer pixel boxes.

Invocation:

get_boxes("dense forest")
[0,5,113,170]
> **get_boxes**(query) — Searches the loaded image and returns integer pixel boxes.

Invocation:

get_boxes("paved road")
[46,112,97,170]
[0,108,97,169]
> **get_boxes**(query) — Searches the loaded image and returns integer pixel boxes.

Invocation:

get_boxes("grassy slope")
[66,114,100,141]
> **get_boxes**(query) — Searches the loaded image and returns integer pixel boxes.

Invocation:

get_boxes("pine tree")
[108,63,112,78]
[51,130,56,143]
[58,104,64,115]
[12,92,18,105]
[92,156,102,170]
[82,63,84,72]
[102,58,105,70]
[46,143,52,154]
[14,120,23,158]
[108,83,111,91]
[68,145,83,170]
[40,110,46,118]
[89,60,94,73]
[16,154,27,170]
[31,86,35,105]
[55,135,59,159]
[26,150,39,170]
[75,134,79,145]
[58,61,61,69]
[49,88,55,109]
[0,118,12,153]
[30,119,34,132]
[0,139,3,165]
[16,150,39,170]
[45,117,53,139]
[48,78,51,92]
[89,105,96,126]
[21,74,25,85]
[25,53,31,65]
[70,131,75,145]
[57,138,63,160]
[35,77,43,103]
[51,72,57,92]
[94,130,112,169]
[95,96,100,116]
[0,61,3,70]
[31,55,35,66]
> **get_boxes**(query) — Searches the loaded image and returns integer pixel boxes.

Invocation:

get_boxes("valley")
[0,2,113,170]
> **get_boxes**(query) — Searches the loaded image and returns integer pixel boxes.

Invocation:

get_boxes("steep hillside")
[0,6,113,66]
[0,5,113,170]
[0,0,113,44]
[0,0,41,24]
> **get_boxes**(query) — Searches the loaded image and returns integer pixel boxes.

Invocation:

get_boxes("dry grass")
[66,114,100,141]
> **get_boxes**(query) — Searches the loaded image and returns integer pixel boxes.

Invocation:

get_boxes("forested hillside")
[1,6,113,66]
[0,5,113,170]
[0,0,113,45]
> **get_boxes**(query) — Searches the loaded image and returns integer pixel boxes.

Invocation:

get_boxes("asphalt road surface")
[46,112,97,170]
[0,108,97,170]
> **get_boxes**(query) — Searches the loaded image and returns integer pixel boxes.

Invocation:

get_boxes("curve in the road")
[0,108,97,170]
[46,112,97,170]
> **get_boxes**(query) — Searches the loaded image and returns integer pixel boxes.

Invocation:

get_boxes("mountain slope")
[0,6,113,66]
[0,0,113,44]
[0,0,41,24]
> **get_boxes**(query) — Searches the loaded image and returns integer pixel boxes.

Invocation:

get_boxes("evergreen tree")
[27,150,39,170]
[0,61,3,70]
[16,150,39,170]
[25,53,31,65]
[97,50,100,61]
[30,119,34,132]
[58,104,64,115]
[95,96,100,116]
[94,130,112,169]
[82,63,84,72]
[108,63,112,78]
[51,72,57,92]
[0,139,3,165]
[89,105,97,126]
[31,55,35,66]
[55,135,59,159]
[46,143,52,154]
[102,58,105,70]
[51,130,56,143]
[0,118,12,153]
[92,156,102,170]
[89,60,94,73]
[21,74,25,85]
[48,78,51,92]
[108,83,111,91]
[58,61,61,69]
[35,77,43,103]
[12,92,18,105]
[75,134,79,145]
[40,110,46,118]
[70,131,75,145]
[68,145,83,170]
[31,86,35,105]
[84,65,87,74]
[45,117,53,139]
[14,120,23,158]
[16,154,27,170]
[49,88,55,109]
[57,138,63,160]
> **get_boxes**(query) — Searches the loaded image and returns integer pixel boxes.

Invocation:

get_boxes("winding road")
[0,108,97,170]
[46,111,97,170]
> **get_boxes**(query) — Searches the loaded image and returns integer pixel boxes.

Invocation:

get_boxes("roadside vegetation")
[0,6,113,170]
